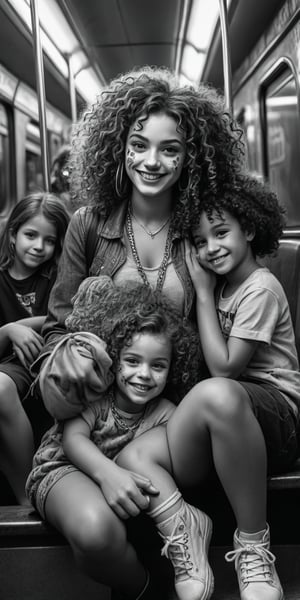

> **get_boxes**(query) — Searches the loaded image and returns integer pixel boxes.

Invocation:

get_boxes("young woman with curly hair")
[29,67,246,600]
[26,278,204,600]
[119,175,300,600]
[36,66,244,373]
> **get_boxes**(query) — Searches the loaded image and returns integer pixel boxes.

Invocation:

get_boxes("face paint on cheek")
[126,149,136,169]
[117,365,127,386]
[172,155,181,172]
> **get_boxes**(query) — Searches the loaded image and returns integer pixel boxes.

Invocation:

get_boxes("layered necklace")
[126,209,172,293]
[110,391,145,433]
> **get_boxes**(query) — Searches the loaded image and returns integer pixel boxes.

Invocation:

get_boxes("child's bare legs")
[45,471,148,598]
[0,373,34,505]
[167,377,282,600]
[166,378,267,532]
[118,427,214,600]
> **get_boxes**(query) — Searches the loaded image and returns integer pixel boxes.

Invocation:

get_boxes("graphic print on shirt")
[217,308,235,340]
[16,292,36,315]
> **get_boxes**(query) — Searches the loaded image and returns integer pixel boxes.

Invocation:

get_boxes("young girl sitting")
[26,277,205,600]
[118,174,300,600]
[0,193,69,504]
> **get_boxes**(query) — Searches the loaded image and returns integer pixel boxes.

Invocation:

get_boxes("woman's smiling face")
[125,111,186,200]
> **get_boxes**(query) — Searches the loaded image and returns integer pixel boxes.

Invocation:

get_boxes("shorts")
[26,464,78,519]
[240,380,300,475]
[0,357,33,401]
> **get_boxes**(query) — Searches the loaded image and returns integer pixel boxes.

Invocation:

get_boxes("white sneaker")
[158,503,214,600]
[225,525,284,600]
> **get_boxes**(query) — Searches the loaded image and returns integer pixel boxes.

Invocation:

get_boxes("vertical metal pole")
[29,0,50,191]
[68,55,77,122]
[218,0,233,114]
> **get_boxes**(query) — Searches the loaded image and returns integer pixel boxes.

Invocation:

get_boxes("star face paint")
[125,111,186,200]
[114,332,171,413]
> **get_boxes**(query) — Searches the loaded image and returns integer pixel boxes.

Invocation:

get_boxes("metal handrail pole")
[68,55,77,123]
[29,0,50,191]
[218,0,233,114]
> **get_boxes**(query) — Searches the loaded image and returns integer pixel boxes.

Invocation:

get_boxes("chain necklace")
[110,392,145,433]
[126,210,172,293]
[131,207,170,239]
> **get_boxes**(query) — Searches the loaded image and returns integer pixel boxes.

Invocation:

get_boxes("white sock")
[147,489,183,526]
[238,527,267,542]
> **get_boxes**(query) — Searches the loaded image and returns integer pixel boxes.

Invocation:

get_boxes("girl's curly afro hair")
[69,66,245,236]
[196,173,286,257]
[65,276,203,401]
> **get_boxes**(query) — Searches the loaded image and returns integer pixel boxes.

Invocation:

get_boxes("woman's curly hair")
[70,66,245,235]
[196,173,286,257]
[65,276,203,401]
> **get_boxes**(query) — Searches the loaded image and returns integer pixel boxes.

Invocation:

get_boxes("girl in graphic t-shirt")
[0,193,69,504]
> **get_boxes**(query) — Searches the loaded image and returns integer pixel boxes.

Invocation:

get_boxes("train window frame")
[259,57,300,233]
[0,101,14,219]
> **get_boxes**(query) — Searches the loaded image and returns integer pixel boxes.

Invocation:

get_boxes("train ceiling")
[0,0,286,119]
[58,0,184,85]
[57,0,285,88]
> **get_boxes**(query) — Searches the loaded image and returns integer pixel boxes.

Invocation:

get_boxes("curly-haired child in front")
[26,277,206,600]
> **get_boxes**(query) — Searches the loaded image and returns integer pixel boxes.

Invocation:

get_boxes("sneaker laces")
[160,514,194,580]
[225,540,276,584]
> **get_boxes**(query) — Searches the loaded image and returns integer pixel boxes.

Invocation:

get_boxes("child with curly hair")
[35,65,244,402]
[119,174,300,600]
[26,277,205,600]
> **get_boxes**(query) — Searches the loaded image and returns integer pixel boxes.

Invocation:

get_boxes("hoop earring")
[115,161,127,198]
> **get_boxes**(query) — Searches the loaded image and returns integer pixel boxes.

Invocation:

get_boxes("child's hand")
[99,462,159,520]
[4,323,43,367]
[185,240,216,297]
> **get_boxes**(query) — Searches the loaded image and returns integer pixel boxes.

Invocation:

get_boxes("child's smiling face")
[114,331,171,413]
[193,210,255,280]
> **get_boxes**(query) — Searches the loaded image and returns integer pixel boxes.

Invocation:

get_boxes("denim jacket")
[38,202,195,366]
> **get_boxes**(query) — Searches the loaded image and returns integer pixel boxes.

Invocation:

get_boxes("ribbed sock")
[147,488,183,526]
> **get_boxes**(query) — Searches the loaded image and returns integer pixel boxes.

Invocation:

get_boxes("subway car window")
[236,107,257,174]
[264,70,300,227]
[0,102,10,216]
[25,120,43,193]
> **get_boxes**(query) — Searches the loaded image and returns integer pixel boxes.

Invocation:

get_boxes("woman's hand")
[99,462,159,520]
[2,322,44,367]
[185,240,216,298]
